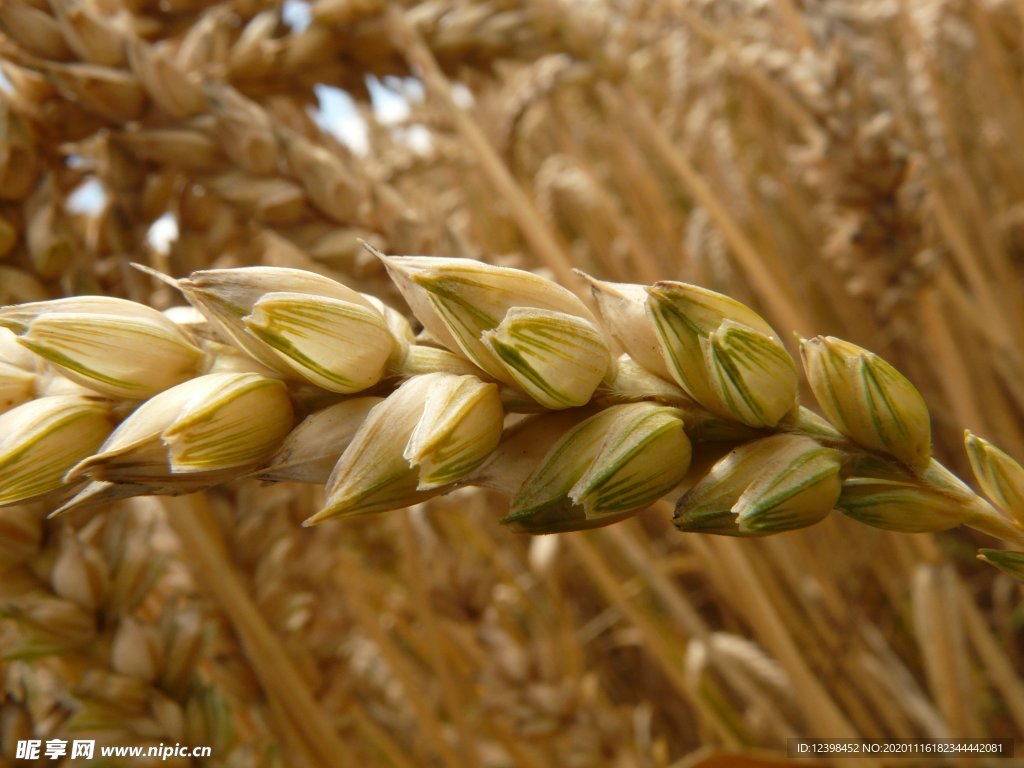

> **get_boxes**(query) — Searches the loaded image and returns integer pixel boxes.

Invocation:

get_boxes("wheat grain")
[1,253,1021,561]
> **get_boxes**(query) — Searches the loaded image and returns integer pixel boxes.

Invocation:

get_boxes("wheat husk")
[2,2,1024,765]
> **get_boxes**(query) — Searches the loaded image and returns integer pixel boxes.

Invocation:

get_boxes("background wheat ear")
[2,0,1024,764]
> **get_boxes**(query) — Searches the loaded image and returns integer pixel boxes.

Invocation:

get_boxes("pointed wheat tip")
[573,269,610,299]
[130,262,182,290]
[301,511,325,527]
[977,548,1024,580]
[572,268,598,287]
[48,481,106,518]
[358,239,387,261]
[62,459,90,485]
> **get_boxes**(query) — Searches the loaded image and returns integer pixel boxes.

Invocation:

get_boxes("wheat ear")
[1,249,1022,578]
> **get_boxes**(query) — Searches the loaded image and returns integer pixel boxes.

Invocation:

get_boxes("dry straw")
[3,0,1024,764]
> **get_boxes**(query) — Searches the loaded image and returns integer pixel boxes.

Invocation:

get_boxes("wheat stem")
[699,538,869,752]
[911,565,977,735]
[399,515,483,768]
[957,583,1024,732]
[161,493,355,767]
[566,533,744,746]
[386,6,579,287]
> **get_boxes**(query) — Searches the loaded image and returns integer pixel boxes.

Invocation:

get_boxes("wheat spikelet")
[0,252,1021,556]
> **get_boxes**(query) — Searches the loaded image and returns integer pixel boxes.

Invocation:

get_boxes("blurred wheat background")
[1,0,1023,766]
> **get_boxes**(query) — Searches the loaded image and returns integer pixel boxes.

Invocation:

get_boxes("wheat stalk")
[1,248,1022,579]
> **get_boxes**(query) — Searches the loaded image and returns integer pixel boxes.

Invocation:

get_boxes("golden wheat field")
[1,1,1024,767]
